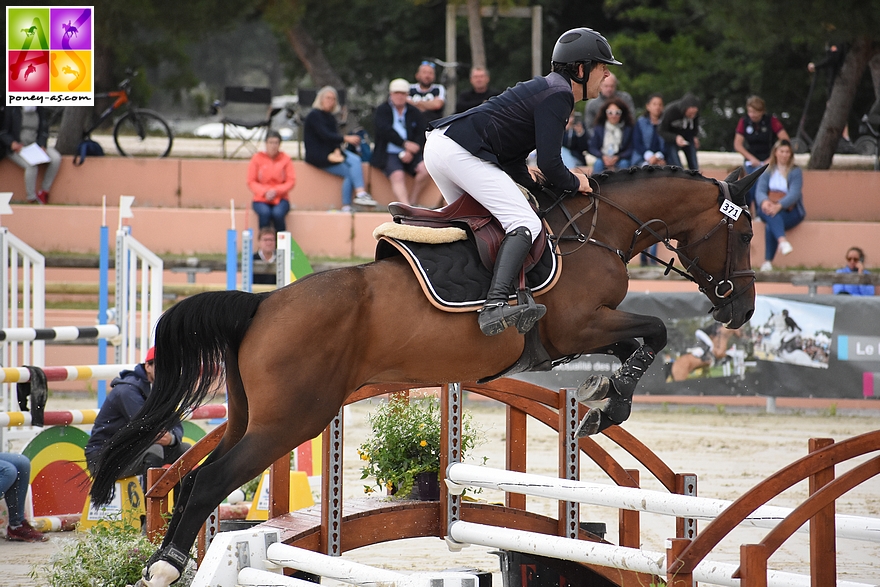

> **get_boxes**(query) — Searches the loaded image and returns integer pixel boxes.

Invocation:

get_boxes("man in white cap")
[371,78,431,206]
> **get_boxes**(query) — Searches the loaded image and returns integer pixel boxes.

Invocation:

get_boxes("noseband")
[541,178,756,315]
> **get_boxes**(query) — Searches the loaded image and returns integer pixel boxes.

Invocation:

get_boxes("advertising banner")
[515,293,880,400]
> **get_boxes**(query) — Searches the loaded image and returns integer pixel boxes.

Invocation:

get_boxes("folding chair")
[216,86,274,158]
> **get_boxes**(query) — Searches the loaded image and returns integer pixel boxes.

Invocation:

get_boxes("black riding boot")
[478,227,546,336]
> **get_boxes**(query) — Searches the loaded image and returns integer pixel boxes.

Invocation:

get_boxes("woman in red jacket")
[247,130,296,231]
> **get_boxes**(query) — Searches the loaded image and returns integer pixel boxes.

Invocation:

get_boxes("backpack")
[73,138,104,166]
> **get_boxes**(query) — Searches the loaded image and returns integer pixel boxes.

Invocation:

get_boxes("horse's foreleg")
[568,311,666,436]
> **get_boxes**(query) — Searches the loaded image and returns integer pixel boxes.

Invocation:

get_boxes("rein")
[539,177,756,314]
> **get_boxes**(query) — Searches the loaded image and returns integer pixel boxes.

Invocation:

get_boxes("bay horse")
[90,165,761,587]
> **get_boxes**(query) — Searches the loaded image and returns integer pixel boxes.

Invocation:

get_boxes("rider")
[424,27,622,336]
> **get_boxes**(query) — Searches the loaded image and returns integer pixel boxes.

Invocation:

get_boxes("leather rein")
[537,177,756,314]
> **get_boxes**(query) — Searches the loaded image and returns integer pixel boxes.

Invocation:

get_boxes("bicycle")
[85,73,173,158]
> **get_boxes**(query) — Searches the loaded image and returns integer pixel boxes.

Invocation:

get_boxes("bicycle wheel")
[113,109,173,157]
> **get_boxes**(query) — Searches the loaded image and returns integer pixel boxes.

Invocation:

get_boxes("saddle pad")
[377,234,560,312]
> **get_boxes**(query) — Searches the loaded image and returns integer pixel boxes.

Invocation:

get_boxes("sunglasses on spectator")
[606,109,622,115]
[420,60,436,68]
[847,256,861,262]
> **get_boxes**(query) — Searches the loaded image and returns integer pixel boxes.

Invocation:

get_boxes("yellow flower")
[360,453,369,461]
[420,440,427,447]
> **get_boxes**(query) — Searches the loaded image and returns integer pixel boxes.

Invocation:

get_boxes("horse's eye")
[741,233,752,244]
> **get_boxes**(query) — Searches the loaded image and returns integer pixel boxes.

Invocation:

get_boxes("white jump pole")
[448,521,873,587]
[266,543,405,587]
[446,463,880,543]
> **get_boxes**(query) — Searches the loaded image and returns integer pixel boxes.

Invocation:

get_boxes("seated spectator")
[834,247,875,296]
[587,97,635,173]
[659,93,701,170]
[408,61,446,123]
[733,95,789,208]
[632,93,667,167]
[561,111,589,170]
[583,73,635,139]
[373,78,431,206]
[253,227,277,286]
[754,139,804,272]
[247,130,296,231]
[85,347,190,488]
[0,452,47,542]
[456,66,500,113]
[303,86,376,212]
[0,106,61,204]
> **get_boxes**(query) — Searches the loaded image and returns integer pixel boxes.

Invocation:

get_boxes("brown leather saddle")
[387,194,547,273]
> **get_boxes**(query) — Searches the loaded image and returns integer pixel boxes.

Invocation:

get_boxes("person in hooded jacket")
[659,93,701,170]
[85,347,189,482]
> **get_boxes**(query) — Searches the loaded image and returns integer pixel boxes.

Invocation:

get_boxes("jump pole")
[226,199,237,291]
[446,463,880,544]
[98,196,109,404]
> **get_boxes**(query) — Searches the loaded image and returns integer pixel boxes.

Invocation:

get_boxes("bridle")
[538,177,756,314]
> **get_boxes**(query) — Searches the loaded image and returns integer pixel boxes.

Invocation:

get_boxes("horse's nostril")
[744,309,754,322]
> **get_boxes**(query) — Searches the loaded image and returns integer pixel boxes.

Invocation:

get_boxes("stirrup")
[514,289,546,334]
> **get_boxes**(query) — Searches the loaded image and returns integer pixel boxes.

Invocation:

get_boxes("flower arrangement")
[358,394,483,498]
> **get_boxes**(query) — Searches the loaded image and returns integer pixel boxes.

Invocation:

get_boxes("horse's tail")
[90,290,269,504]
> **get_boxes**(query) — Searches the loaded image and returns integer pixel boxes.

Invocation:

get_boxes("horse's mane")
[591,164,712,186]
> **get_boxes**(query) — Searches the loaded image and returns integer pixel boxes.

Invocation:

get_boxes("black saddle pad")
[376,234,559,312]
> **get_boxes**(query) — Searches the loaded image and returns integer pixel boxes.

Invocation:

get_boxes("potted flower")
[358,394,483,500]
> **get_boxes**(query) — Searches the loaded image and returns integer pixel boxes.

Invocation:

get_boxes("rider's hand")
[575,172,592,194]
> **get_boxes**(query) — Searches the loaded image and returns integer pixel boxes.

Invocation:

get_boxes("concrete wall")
[0,156,443,210]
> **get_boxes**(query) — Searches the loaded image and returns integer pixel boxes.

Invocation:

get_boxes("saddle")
[377,194,559,312]
[387,194,547,272]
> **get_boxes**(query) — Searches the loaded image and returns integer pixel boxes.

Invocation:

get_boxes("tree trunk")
[869,52,880,104]
[809,37,876,169]
[55,108,91,154]
[466,0,486,70]
[284,23,344,89]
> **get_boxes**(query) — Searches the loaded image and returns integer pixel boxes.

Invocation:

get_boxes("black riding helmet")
[551,27,622,99]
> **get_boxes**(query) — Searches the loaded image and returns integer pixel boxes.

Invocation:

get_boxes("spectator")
[0,106,61,204]
[424,27,620,336]
[659,93,701,170]
[408,61,446,122]
[632,93,666,265]
[587,97,635,172]
[733,95,790,208]
[0,452,47,542]
[85,347,190,486]
[303,86,376,212]
[834,247,875,296]
[583,73,635,138]
[456,67,500,113]
[561,111,589,170]
[632,93,667,167]
[754,139,804,272]
[253,227,277,286]
[373,78,431,206]
[247,130,296,231]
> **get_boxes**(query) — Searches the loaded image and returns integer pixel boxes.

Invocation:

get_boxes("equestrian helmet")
[551,27,622,67]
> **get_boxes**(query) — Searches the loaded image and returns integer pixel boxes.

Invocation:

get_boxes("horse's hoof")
[133,561,180,587]
[576,375,611,403]
[576,409,602,437]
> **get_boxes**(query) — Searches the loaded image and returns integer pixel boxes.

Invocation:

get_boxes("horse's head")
[675,166,763,329]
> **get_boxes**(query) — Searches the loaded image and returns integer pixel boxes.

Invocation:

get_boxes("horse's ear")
[728,164,768,207]
[724,167,742,183]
